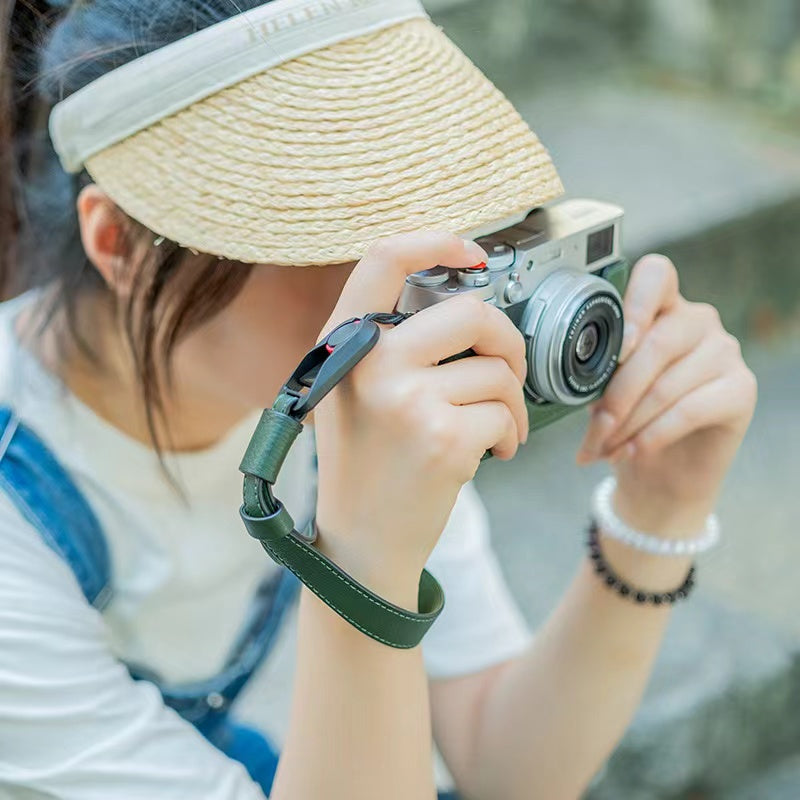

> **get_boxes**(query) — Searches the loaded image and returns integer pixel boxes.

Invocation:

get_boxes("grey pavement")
[469,70,800,797]
[476,336,800,799]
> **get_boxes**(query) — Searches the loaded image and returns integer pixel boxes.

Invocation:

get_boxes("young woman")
[0,1,757,798]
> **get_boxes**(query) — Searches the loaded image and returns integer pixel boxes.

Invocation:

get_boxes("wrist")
[594,535,693,596]
[613,481,714,540]
[587,476,711,599]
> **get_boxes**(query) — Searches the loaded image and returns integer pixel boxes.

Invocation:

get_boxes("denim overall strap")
[138,567,300,727]
[125,568,299,796]
[0,408,113,609]
[0,407,457,798]
[0,407,299,794]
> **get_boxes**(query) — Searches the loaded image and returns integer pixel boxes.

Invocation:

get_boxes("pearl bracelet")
[591,476,721,557]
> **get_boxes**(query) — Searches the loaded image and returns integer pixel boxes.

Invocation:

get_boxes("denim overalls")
[0,407,459,799]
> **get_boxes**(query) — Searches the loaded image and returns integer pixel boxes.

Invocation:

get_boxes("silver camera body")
[397,198,630,433]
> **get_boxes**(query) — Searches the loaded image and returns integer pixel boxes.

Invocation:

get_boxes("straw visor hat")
[50,0,564,266]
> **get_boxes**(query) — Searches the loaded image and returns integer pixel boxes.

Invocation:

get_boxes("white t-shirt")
[0,292,530,799]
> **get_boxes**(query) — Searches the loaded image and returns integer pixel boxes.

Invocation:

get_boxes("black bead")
[586,528,698,607]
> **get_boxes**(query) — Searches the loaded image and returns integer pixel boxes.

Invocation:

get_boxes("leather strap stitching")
[281,534,434,623]
[264,545,425,649]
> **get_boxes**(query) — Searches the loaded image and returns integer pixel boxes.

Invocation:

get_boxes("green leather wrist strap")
[239,317,445,649]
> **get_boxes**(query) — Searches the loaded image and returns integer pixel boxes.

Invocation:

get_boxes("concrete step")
[587,606,800,800]
[424,7,800,788]
[463,60,800,798]
[510,82,800,343]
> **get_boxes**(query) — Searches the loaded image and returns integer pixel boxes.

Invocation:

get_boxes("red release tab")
[325,343,335,354]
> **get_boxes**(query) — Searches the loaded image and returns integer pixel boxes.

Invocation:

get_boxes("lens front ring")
[561,293,623,397]
[522,270,624,406]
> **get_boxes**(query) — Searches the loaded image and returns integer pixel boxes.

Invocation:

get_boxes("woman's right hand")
[313,232,528,607]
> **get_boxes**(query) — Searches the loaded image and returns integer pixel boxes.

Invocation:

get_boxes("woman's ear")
[76,184,142,297]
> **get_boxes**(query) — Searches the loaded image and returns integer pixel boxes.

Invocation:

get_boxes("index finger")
[620,254,680,362]
[388,294,527,386]
[324,231,488,334]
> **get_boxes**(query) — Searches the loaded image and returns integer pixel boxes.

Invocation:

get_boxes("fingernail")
[587,411,617,457]
[464,240,488,263]
[577,410,615,463]
[620,323,638,360]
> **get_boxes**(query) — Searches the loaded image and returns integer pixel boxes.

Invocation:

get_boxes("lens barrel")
[521,270,624,405]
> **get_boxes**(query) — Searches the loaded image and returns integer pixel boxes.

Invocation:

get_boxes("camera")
[397,199,630,433]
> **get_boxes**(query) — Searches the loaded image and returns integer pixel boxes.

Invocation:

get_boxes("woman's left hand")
[576,254,758,534]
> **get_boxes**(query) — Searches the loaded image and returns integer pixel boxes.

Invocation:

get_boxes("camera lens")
[575,323,600,363]
[521,270,624,405]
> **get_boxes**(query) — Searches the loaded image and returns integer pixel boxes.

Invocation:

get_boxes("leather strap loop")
[241,500,296,544]
[239,317,445,649]
[257,515,444,650]
[240,473,445,649]
[239,409,303,484]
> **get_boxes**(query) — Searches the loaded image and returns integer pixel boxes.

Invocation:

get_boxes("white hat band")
[49,0,429,173]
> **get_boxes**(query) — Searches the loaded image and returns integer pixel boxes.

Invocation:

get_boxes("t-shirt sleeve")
[421,482,532,680]
[0,501,265,800]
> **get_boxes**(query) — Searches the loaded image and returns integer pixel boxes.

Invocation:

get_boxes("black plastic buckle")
[280,318,380,421]
[277,312,413,422]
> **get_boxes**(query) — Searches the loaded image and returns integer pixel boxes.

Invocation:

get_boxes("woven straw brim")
[86,18,564,267]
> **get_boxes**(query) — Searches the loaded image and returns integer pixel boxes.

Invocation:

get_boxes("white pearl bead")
[591,477,721,558]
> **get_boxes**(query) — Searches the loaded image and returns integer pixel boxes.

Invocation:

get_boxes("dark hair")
[0,0,270,452]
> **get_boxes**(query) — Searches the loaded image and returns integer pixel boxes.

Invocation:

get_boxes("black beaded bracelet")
[587,521,696,605]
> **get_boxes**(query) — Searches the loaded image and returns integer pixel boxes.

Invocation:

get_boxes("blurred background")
[424,0,800,797]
